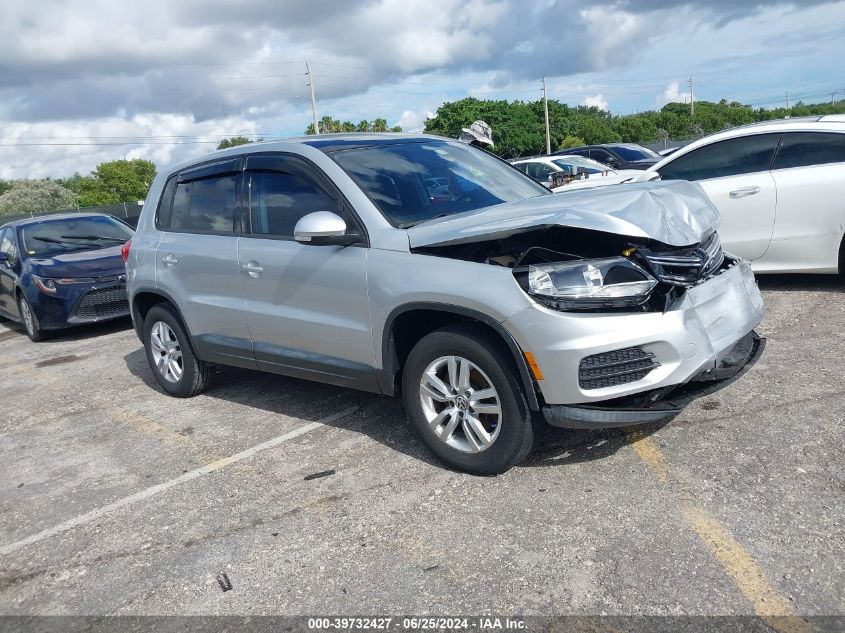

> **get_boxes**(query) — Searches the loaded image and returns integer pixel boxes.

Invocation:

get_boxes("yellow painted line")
[628,435,809,633]
[626,431,668,485]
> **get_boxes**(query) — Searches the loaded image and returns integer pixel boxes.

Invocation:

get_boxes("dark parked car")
[554,143,660,170]
[0,213,133,341]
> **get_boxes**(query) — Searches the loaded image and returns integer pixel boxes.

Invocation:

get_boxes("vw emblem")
[455,395,469,411]
[118,274,127,283]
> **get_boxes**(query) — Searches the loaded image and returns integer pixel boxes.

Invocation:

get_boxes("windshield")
[20,216,133,257]
[329,140,549,227]
[552,156,614,174]
[613,145,659,161]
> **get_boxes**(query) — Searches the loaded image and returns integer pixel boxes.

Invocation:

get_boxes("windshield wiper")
[59,235,126,242]
[32,236,69,244]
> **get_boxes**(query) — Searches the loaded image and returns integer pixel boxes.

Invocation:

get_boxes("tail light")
[121,239,132,262]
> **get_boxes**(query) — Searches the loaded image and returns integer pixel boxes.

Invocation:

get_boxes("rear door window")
[158,159,242,234]
[773,132,845,169]
[659,134,781,181]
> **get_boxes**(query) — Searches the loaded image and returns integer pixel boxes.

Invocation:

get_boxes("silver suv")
[125,134,765,474]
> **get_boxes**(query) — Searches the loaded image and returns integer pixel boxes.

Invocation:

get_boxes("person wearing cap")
[448,120,498,207]
[459,120,494,150]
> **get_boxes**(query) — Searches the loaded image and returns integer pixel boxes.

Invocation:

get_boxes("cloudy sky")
[1,0,843,179]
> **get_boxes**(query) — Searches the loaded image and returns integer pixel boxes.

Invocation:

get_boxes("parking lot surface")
[0,276,843,622]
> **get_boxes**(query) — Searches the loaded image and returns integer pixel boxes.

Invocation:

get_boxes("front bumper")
[542,331,765,428]
[503,258,766,406]
[27,280,129,330]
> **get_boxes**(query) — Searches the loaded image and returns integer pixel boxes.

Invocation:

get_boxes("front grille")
[641,232,725,286]
[74,284,129,320]
[579,347,660,390]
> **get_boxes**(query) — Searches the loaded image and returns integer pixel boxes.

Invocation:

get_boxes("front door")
[237,153,376,390]
[657,133,781,260]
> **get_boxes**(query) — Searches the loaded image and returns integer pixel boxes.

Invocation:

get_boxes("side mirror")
[294,211,356,246]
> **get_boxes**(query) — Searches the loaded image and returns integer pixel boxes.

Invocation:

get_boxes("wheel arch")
[381,302,541,411]
[131,287,196,351]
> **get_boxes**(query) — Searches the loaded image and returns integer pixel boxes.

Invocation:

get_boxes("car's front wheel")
[143,304,212,397]
[402,325,534,475]
[18,294,46,342]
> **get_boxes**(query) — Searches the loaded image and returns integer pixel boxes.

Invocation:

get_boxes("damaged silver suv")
[125,135,765,475]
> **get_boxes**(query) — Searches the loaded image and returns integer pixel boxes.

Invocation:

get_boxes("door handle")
[241,261,264,278]
[729,186,761,199]
[161,254,178,267]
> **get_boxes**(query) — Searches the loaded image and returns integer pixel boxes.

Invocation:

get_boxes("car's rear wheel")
[18,294,45,342]
[402,325,534,475]
[143,303,212,397]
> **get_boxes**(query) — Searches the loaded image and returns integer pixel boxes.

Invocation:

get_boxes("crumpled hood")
[28,245,125,278]
[407,180,720,249]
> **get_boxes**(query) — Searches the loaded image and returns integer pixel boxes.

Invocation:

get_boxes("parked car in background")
[658,147,682,156]
[512,155,642,191]
[553,143,660,170]
[644,116,845,274]
[0,213,133,341]
[126,134,764,475]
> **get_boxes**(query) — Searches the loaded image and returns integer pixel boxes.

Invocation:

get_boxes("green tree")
[77,159,157,207]
[305,116,401,135]
[0,180,11,197]
[217,136,255,150]
[556,135,585,150]
[0,180,78,217]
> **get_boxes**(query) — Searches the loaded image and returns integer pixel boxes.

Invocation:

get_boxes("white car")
[512,155,642,191]
[644,116,845,274]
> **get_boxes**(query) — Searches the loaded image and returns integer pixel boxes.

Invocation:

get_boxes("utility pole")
[306,62,319,135]
[542,76,551,155]
[832,90,837,107]
[688,76,694,118]
[786,91,790,111]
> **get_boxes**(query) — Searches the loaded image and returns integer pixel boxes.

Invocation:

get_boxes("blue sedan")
[0,213,134,341]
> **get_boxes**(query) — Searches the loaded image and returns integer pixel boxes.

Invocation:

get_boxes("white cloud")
[658,81,692,107]
[0,113,259,179]
[394,109,434,133]
[583,94,609,111]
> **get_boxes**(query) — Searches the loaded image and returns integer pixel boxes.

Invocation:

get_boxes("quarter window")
[659,134,781,181]
[247,164,340,239]
[773,132,845,169]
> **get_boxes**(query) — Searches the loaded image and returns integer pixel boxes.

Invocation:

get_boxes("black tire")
[142,303,212,397]
[18,294,46,342]
[401,324,534,475]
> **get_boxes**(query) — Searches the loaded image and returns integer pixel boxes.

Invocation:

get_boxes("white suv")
[645,116,845,274]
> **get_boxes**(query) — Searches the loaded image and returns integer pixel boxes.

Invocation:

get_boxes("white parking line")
[0,406,358,557]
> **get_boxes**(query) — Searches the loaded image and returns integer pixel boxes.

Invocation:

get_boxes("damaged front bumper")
[542,331,765,429]
[503,258,766,423]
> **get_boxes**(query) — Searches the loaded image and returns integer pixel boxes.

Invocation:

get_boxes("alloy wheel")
[149,320,183,383]
[19,298,35,337]
[419,355,502,453]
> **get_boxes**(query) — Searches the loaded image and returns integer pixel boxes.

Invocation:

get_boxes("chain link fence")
[1,201,144,228]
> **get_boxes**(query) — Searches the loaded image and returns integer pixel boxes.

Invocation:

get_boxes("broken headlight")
[524,257,657,310]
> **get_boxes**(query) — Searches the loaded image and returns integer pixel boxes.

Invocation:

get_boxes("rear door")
[237,153,376,389]
[766,131,845,271]
[154,158,255,367]
[657,133,780,260]
[0,228,20,318]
